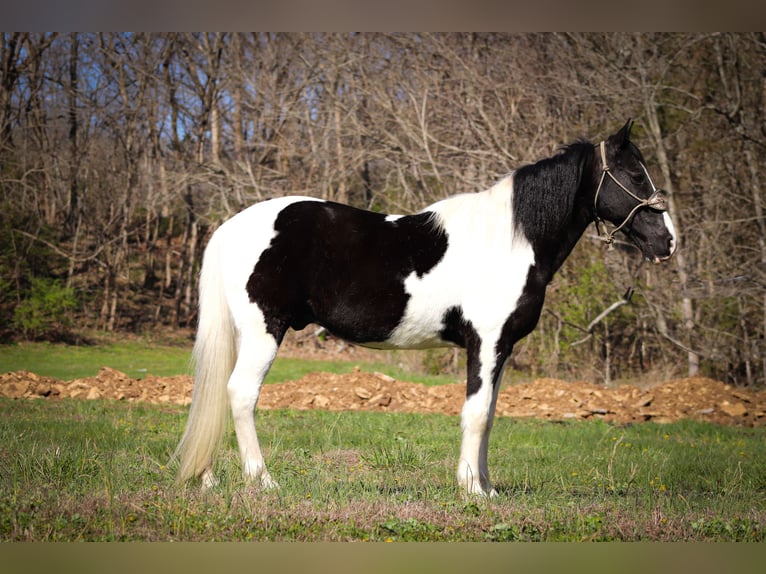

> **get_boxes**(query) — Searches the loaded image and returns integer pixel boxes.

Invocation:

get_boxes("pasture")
[1,343,764,542]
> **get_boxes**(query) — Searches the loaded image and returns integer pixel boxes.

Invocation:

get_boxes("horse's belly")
[358,335,456,351]
[360,322,456,350]
[365,294,456,350]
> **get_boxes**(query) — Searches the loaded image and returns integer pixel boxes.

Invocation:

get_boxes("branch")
[545,308,589,334]
[654,328,707,358]
[13,229,109,265]
[642,295,710,359]
[558,288,635,347]
[585,288,634,332]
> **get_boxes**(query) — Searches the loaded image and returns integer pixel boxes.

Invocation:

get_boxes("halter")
[593,140,668,247]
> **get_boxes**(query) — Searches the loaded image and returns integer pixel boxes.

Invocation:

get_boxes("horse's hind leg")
[227,328,281,489]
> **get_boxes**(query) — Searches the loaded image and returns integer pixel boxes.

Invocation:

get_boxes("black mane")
[511,141,595,260]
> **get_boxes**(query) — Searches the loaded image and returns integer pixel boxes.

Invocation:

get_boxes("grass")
[0,341,456,385]
[0,340,193,380]
[0,396,764,541]
[1,340,764,541]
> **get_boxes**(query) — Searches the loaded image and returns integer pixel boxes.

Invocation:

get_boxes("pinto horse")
[173,120,677,496]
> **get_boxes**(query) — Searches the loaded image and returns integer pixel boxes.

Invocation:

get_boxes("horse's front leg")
[457,341,507,497]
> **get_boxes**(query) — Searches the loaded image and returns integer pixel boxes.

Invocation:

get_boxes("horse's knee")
[461,393,492,433]
[227,335,278,399]
[227,377,259,416]
[226,355,273,411]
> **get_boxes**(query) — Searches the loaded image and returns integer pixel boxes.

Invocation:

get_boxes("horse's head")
[593,119,677,264]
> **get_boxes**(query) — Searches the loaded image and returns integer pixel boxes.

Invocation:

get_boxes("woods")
[1,32,765,386]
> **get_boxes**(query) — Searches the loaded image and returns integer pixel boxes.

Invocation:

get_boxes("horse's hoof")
[260,473,280,490]
[200,469,219,491]
[461,480,497,498]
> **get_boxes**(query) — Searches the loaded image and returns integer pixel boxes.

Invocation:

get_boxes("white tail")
[173,231,237,484]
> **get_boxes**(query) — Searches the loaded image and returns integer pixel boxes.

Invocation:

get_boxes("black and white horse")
[174,120,677,496]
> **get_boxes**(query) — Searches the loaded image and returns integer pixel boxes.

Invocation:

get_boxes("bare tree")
[1,32,764,386]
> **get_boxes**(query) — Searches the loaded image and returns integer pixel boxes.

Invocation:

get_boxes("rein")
[593,140,668,247]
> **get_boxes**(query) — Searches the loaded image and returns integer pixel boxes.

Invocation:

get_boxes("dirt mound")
[2,366,765,427]
[0,367,194,405]
[252,370,766,426]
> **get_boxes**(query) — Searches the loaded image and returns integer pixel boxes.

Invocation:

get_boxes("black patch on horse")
[440,306,484,396]
[246,200,449,343]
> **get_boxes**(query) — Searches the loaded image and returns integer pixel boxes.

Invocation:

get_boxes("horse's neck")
[526,191,594,282]
[512,149,597,281]
[549,211,593,276]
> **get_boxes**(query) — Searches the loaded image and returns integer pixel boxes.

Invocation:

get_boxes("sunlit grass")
[1,397,763,541]
[0,341,193,380]
[0,341,456,386]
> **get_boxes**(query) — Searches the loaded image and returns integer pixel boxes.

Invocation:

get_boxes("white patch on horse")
[383,176,535,350]
[663,211,678,258]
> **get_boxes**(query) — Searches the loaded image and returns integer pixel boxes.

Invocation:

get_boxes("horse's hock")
[1,367,764,427]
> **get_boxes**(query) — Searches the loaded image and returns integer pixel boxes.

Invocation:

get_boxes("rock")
[120,387,140,399]
[2,380,29,399]
[313,394,330,408]
[563,410,590,419]
[731,390,752,402]
[2,367,765,428]
[67,381,91,392]
[632,394,654,408]
[719,401,748,417]
[35,383,52,397]
[368,393,392,407]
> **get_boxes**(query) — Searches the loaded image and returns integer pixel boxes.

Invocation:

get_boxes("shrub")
[12,277,78,340]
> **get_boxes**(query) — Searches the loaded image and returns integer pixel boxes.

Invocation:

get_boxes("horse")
[173,119,677,496]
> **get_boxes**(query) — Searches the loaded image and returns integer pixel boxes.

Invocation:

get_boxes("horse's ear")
[609,118,633,149]
[609,119,634,148]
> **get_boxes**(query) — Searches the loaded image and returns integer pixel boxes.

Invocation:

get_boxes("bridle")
[593,140,668,247]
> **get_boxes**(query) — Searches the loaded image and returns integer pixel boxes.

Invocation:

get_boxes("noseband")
[593,140,668,246]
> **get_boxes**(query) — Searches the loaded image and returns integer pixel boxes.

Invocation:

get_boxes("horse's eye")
[630,173,645,185]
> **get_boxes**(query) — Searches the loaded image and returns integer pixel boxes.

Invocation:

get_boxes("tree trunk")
[65,32,80,236]
[743,146,766,385]
[645,104,700,376]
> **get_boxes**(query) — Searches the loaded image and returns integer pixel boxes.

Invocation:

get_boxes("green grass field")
[0,341,455,386]
[1,342,765,541]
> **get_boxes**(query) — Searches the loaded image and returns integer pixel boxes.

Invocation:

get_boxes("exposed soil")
[2,365,764,427]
